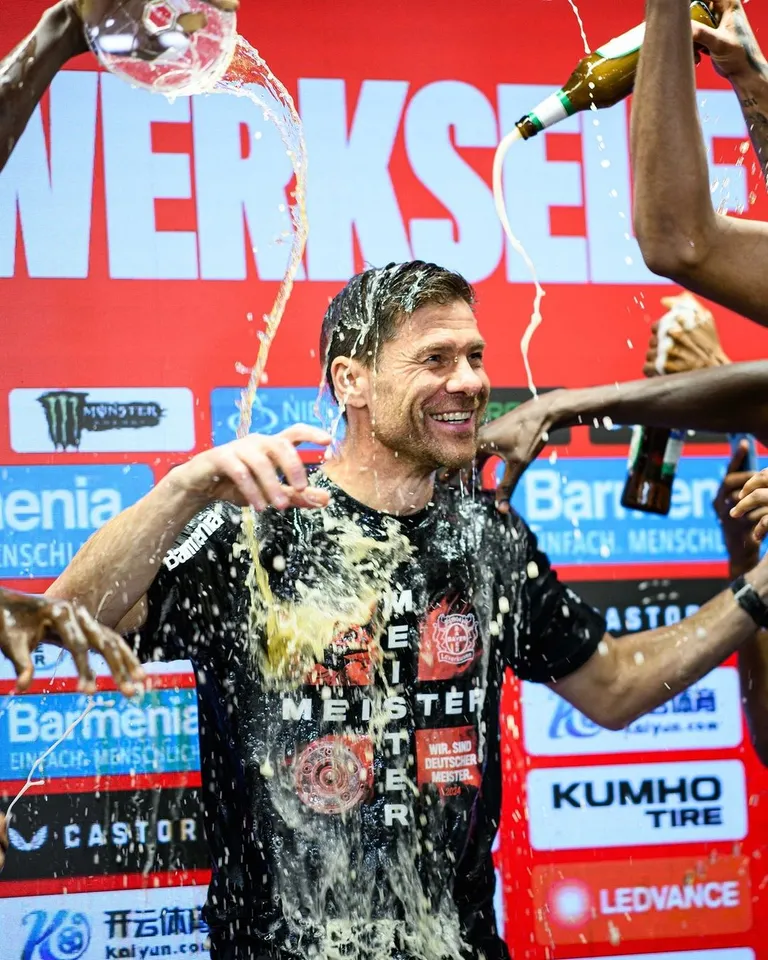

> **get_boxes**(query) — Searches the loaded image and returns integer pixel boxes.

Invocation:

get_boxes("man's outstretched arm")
[0,2,87,174]
[631,0,768,327]
[555,556,768,729]
[480,361,768,503]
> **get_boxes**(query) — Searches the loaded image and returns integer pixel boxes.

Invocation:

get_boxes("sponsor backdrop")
[3,1,768,958]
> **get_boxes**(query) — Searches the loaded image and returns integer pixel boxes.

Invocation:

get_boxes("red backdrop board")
[1,2,768,959]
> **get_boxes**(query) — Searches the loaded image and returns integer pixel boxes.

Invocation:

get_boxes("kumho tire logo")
[9,387,195,453]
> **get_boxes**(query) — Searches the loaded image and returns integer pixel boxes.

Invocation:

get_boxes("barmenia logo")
[9,388,195,453]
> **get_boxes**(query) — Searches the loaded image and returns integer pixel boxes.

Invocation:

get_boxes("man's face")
[359,299,490,471]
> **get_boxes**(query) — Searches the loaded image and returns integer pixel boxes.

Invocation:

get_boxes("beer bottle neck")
[517,89,575,139]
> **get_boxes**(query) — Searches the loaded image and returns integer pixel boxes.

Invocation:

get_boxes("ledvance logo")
[0,465,154,577]
[534,855,752,945]
[509,456,727,564]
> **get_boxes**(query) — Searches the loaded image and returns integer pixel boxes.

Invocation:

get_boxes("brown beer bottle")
[515,0,718,140]
[620,426,686,515]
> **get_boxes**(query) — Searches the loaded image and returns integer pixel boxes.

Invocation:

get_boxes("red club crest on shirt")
[418,597,481,681]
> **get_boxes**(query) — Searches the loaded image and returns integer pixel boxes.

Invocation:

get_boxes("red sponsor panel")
[415,725,482,794]
[532,855,752,946]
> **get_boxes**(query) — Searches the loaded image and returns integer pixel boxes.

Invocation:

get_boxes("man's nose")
[446,357,484,395]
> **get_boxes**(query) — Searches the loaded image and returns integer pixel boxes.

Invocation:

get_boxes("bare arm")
[0,2,87,174]
[46,472,205,628]
[555,361,768,438]
[631,0,768,327]
[47,425,332,629]
[554,558,768,729]
[481,361,768,503]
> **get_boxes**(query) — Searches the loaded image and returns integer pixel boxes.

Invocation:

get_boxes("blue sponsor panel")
[522,667,742,757]
[509,456,729,565]
[0,690,200,780]
[211,386,345,447]
[0,464,154,579]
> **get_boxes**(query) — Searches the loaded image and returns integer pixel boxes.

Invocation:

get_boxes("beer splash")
[492,128,545,397]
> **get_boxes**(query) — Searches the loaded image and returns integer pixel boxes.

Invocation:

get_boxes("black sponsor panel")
[487,388,571,445]
[589,423,728,446]
[0,787,207,882]
[568,578,726,635]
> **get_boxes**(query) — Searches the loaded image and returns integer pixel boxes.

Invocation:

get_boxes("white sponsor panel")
[522,667,742,756]
[527,760,748,851]
[0,644,195,682]
[0,884,210,959]
[9,387,195,453]
[571,952,754,960]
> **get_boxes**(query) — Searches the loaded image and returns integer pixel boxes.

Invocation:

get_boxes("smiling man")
[48,261,768,960]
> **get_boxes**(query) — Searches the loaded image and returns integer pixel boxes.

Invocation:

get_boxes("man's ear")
[330,357,368,410]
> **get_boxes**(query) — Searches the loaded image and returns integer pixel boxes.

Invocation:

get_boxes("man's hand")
[173,425,333,513]
[690,0,768,83]
[477,391,563,510]
[713,443,765,566]
[731,467,768,543]
[644,293,730,377]
[0,588,144,695]
[0,814,7,873]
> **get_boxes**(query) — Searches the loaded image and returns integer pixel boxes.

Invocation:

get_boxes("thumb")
[726,440,749,475]
[495,461,521,513]
[691,21,722,52]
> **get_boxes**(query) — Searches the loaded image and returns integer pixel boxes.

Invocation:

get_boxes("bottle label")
[661,429,685,479]
[627,425,644,471]
[527,91,573,132]
[595,22,646,61]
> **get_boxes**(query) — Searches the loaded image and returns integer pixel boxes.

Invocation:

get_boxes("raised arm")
[631,0,768,327]
[0,2,87,174]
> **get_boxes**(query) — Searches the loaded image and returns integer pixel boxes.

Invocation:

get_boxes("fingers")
[753,514,768,544]
[222,426,332,512]
[74,608,144,698]
[731,486,768,519]
[47,602,96,694]
[0,611,35,693]
[734,468,768,503]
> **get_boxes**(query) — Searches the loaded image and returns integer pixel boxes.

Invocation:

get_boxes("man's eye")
[424,355,442,365]
[470,352,485,364]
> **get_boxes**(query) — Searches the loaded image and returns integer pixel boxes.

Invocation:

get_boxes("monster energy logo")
[37,391,164,450]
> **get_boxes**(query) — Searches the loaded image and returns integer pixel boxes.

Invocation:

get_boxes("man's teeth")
[431,412,472,422]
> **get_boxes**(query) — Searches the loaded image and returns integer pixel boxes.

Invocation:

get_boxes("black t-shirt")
[136,476,606,960]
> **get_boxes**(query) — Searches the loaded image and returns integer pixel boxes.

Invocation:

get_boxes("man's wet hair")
[320,261,476,400]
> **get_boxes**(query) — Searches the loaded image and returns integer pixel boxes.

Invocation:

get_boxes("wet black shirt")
[136,477,605,960]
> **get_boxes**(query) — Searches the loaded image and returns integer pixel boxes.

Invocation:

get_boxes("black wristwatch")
[731,575,768,630]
